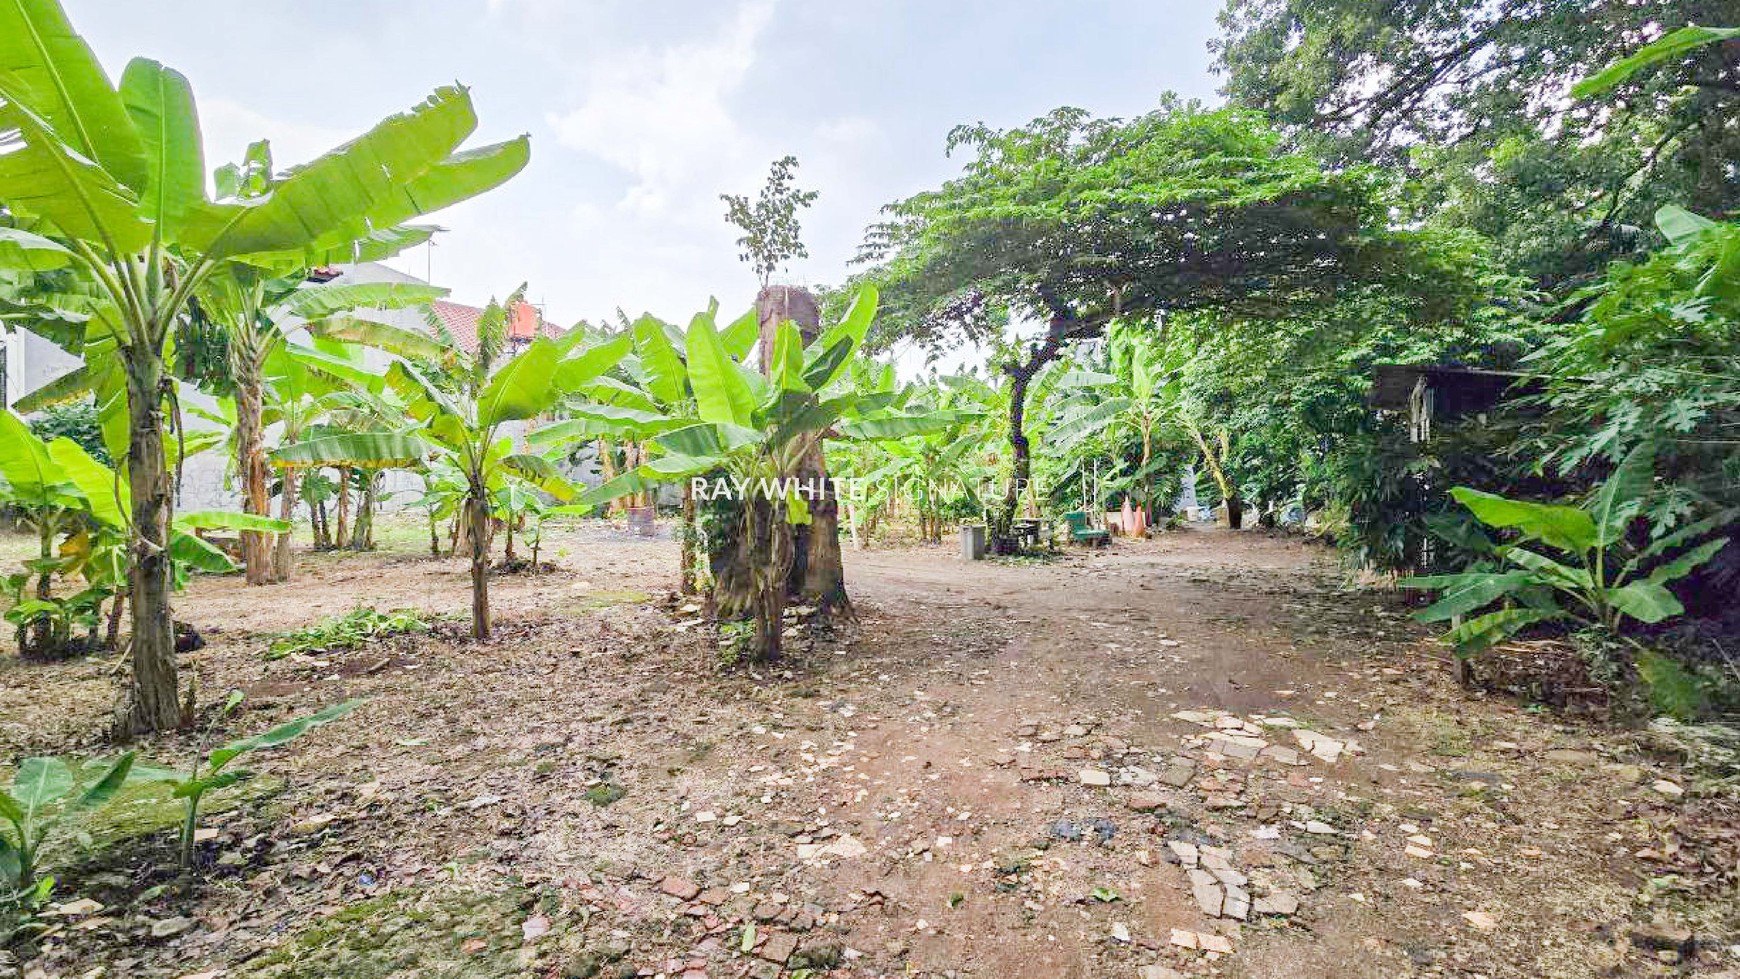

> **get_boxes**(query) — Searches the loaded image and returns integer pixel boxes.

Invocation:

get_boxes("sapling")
[136,697,368,867]
[0,753,137,907]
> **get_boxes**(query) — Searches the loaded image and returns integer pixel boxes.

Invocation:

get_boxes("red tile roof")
[427,299,563,355]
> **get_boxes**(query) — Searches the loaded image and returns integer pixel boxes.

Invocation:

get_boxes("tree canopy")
[1213,0,1740,287]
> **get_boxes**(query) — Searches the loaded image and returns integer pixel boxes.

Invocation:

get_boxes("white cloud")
[546,0,777,221]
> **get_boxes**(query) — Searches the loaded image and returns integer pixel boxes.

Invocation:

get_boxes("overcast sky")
[70,0,1222,331]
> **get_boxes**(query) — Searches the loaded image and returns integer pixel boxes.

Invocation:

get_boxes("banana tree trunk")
[122,357,180,736]
[680,482,698,595]
[349,472,376,551]
[743,495,792,661]
[467,490,492,639]
[22,518,56,658]
[271,468,298,581]
[235,377,273,584]
[334,466,352,546]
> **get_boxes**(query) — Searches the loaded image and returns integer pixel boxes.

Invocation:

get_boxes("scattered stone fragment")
[1168,928,1199,950]
[1210,866,1247,888]
[1404,845,1434,859]
[1293,730,1344,764]
[149,917,194,939]
[1304,821,1337,835]
[1171,711,1221,727]
[1253,891,1299,916]
[1543,749,1598,766]
[1651,779,1684,798]
[660,877,702,901]
[1188,869,1223,917]
[1462,910,1498,931]
[1167,841,1200,868]
[1198,932,1234,954]
[1138,967,1185,979]
[1222,885,1250,920]
[1119,766,1158,787]
[1111,921,1131,943]
[1127,792,1166,812]
[1260,745,1303,766]
[1199,846,1233,871]
[1079,768,1112,787]
[1159,761,1197,788]
[758,932,799,965]
[1207,733,1266,761]
[1629,919,1694,951]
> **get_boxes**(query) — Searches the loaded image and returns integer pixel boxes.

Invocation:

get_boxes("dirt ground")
[2,521,1735,979]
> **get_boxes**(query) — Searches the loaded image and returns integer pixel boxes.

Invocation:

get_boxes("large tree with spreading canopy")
[855,102,1396,530]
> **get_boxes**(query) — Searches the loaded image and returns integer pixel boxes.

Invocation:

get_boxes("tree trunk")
[1188,421,1241,529]
[680,482,698,595]
[429,513,442,557]
[272,468,298,581]
[756,286,847,613]
[467,490,492,639]
[122,360,180,736]
[235,377,273,585]
[21,518,56,657]
[1000,365,1034,538]
[348,472,376,551]
[712,497,754,619]
[334,467,351,548]
[105,592,124,650]
[741,496,791,661]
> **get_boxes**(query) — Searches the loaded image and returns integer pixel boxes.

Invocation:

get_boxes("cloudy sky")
[70,0,1223,330]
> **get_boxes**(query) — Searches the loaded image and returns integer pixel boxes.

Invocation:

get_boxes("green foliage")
[1213,1,1740,287]
[1634,649,1712,722]
[24,400,108,466]
[0,0,527,732]
[0,408,280,657]
[859,102,1392,352]
[562,288,960,658]
[286,301,626,638]
[1524,209,1740,541]
[721,155,819,287]
[131,698,368,868]
[1403,446,1729,655]
[0,752,136,911]
[266,607,431,661]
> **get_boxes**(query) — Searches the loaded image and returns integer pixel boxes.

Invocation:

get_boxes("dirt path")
[3,524,1728,979]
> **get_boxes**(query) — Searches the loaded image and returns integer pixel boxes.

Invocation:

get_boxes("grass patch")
[566,590,650,613]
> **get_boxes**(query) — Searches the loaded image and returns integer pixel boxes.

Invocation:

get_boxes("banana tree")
[192,223,448,583]
[276,329,628,638]
[0,409,286,659]
[560,288,966,659]
[0,0,529,732]
[527,306,762,592]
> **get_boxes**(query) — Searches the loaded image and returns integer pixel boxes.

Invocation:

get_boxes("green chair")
[1061,511,1110,546]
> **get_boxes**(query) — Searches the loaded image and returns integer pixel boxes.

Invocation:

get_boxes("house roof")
[427,299,563,355]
